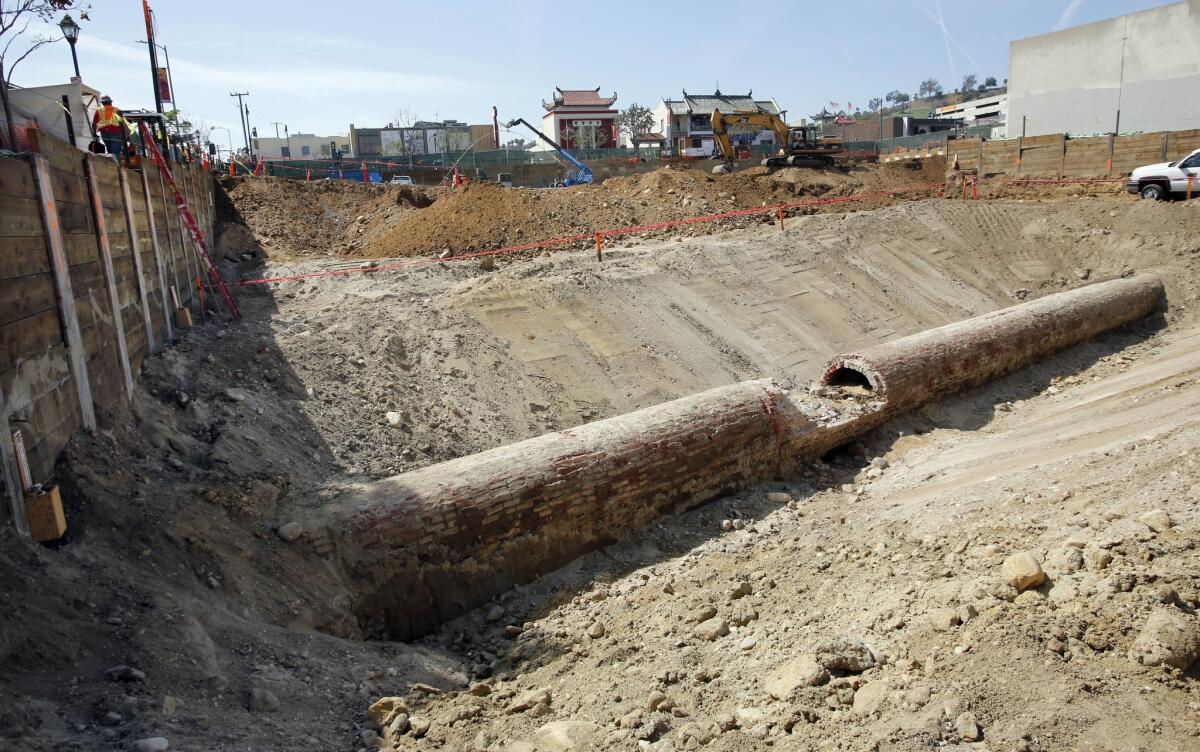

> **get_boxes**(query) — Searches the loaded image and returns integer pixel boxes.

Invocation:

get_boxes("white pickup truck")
[1127,148,1200,200]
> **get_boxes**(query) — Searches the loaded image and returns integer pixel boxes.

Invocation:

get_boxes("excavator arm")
[710,109,791,161]
[505,118,593,185]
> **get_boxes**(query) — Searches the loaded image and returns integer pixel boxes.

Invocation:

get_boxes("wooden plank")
[0,195,44,235]
[85,157,134,401]
[0,382,30,537]
[0,309,60,373]
[0,155,35,198]
[119,167,156,353]
[31,154,95,431]
[0,235,52,280]
[141,167,174,341]
[0,274,56,327]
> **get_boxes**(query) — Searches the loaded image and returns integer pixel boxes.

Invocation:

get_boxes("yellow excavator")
[710,109,846,173]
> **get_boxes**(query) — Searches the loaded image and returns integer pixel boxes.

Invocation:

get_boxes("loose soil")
[220,161,945,263]
[3,192,1200,752]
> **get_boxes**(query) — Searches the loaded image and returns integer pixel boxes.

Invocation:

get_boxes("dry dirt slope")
[0,196,1198,752]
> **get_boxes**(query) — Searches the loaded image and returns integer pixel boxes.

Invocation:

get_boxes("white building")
[933,93,1008,138]
[253,132,352,159]
[537,87,619,151]
[1007,0,1200,136]
[652,90,784,157]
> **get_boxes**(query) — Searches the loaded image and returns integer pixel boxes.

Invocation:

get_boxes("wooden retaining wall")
[0,130,214,536]
[946,128,1200,178]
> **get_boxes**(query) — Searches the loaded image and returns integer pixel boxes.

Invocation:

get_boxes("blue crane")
[505,118,593,186]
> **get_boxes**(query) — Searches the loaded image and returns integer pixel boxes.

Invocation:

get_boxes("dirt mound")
[350,159,945,259]
[216,176,435,260]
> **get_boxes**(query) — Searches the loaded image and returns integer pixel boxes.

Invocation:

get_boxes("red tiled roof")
[544,87,618,110]
[633,132,666,143]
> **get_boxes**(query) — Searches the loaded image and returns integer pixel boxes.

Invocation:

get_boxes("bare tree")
[390,105,418,128]
[960,74,978,95]
[1,1,90,148]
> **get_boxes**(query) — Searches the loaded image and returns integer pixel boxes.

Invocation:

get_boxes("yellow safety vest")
[97,105,123,129]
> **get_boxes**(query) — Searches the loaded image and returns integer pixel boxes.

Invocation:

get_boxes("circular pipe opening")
[824,366,874,391]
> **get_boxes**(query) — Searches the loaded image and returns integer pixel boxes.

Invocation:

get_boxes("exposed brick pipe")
[318,274,1163,640]
[820,273,1164,411]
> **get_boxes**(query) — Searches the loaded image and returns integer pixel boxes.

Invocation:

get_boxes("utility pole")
[245,104,256,160]
[230,92,250,158]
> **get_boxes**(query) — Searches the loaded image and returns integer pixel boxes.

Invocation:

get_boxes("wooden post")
[118,167,157,352]
[0,384,30,538]
[31,154,96,431]
[1015,135,1023,174]
[976,138,984,177]
[1059,133,1067,179]
[157,169,187,306]
[1161,132,1169,162]
[141,166,175,342]
[1106,134,1115,176]
[594,232,602,263]
[84,158,134,400]
[778,207,785,230]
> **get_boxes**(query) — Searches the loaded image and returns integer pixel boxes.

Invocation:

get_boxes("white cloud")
[1054,0,1086,30]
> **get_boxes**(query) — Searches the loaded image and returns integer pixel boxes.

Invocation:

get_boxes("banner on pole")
[157,67,172,103]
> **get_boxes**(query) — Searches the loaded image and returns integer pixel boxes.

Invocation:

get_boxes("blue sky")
[11,0,1173,146]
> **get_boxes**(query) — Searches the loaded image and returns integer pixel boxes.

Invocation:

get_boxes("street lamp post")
[59,15,81,80]
[136,41,179,115]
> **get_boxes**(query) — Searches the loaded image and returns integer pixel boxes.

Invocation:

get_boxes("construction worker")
[92,95,129,160]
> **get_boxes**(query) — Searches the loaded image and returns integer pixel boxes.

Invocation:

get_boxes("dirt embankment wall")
[0,132,215,533]
[947,128,1200,178]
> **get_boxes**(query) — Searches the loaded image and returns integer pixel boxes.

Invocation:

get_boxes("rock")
[1045,547,1083,577]
[276,522,303,542]
[693,617,729,641]
[100,712,123,726]
[439,249,453,259]
[1129,610,1200,669]
[766,492,791,504]
[646,690,667,711]
[161,696,177,717]
[587,622,606,639]
[385,411,403,427]
[765,656,829,699]
[105,665,146,682]
[132,738,169,752]
[928,608,961,630]
[532,720,604,751]
[720,519,733,531]
[739,636,757,651]
[368,697,410,727]
[729,600,759,627]
[685,605,717,624]
[486,605,505,622]
[176,392,189,406]
[503,625,524,638]
[507,688,553,714]
[1140,509,1173,533]
[480,255,496,271]
[851,681,889,716]
[728,580,752,600]
[957,604,978,624]
[409,716,431,738]
[469,683,492,697]
[1083,546,1113,572]
[955,711,982,741]
[223,388,248,402]
[388,713,410,736]
[246,687,279,712]
[815,636,875,673]
[1001,552,1046,592]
